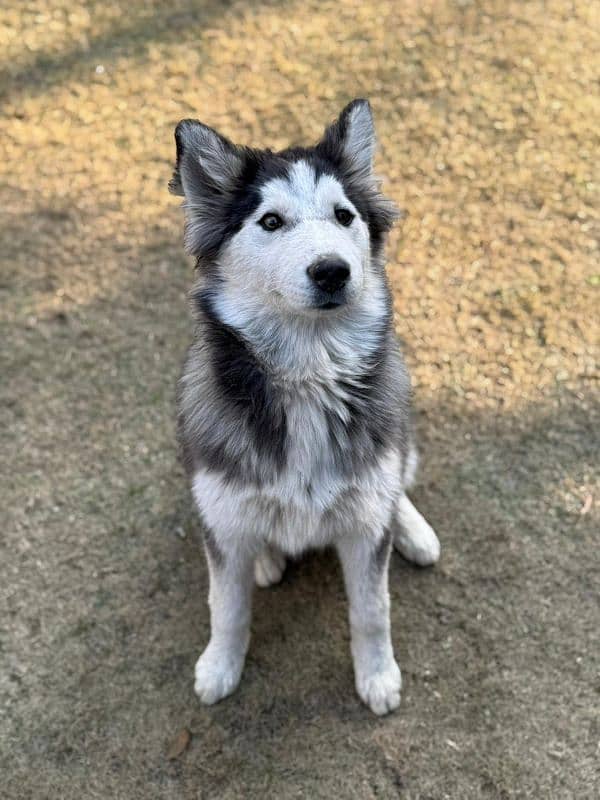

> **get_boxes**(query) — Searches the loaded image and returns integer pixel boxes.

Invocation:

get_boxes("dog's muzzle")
[307,258,350,309]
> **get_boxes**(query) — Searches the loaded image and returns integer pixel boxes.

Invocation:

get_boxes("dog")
[169,99,440,715]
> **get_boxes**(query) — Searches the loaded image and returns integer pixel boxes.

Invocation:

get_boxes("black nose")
[307,258,350,294]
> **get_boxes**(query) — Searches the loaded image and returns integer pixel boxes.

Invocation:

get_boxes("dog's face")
[223,160,371,313]
[170,100,397,315]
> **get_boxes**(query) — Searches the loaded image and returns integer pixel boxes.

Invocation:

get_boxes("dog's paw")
[356,660,402,716]
[394,497,441,567]
[254,546,286,588]
[194,646,244,705]
[394,519,440,566]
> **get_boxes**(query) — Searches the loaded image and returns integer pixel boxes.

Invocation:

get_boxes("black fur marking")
[323,303,405,475]
[168,119,190,196]
[204,152,291,261]
[373,527,393,573]
[198,290,287,474]
[203,526,224,567]
[340,342,392,446]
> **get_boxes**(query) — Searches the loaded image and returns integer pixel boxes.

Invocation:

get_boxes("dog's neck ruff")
[201,271,391,385]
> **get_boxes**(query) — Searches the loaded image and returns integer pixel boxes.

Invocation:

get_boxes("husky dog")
[170,100,440,715]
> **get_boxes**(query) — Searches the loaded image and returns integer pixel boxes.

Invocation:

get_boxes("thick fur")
[171,100,440,715]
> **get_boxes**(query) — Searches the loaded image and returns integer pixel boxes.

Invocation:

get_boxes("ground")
[1,1,598,798]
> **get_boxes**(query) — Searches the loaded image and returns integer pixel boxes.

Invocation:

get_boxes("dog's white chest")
[192,381,401,555]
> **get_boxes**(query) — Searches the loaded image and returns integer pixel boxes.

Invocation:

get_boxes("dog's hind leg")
[392,493,440,566]
[254,544,286,588]
[194,530,255,705]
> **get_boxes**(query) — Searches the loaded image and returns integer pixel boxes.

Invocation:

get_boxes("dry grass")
[1,1,598,798]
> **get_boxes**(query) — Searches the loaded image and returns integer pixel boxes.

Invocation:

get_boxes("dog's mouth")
[313,287,348,311]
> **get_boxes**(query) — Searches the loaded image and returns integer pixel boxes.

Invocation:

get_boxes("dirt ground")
[1,1,598,798]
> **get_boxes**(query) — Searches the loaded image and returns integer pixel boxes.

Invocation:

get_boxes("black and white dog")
[170,100,440,715]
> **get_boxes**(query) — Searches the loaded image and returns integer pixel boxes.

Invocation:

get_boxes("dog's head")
[170,100,398,315]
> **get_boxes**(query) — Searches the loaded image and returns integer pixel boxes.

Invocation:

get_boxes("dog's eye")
[258,213,284,231]
[335,208,355,227]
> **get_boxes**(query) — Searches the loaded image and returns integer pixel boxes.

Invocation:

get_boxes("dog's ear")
[169,119,243,198]
[317,99,400,243]
[169,120,246,257]
[317,99,376,178]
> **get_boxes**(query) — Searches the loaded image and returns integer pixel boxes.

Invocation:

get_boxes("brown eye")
[259,213,284,231]
[335,207,354,226]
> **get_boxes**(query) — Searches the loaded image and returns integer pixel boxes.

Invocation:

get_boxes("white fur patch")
[342,102,376,176]
[337,525,401,715]
[193,447,401,557]
[393,493,441,566]
[355,661,402,716]
[194,642,246,704]
[254,545,286,587]
[217,160,371,315]
[404,445,418,488]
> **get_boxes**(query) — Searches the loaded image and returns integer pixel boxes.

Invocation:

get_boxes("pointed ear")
[169,119,246,258]
[317,99,376,176]
[169,119,243,198]
[317,100,400,245]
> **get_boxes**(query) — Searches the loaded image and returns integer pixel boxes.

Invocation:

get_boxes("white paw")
[394,495,441,566]
[254,546,286,588]
[356,660,402,716]
[194,645,244,705]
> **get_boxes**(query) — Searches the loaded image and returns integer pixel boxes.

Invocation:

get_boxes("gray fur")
[178,297,415,489]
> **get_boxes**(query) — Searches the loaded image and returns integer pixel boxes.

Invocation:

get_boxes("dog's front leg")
[337,528,401,715]
[194,530,254,705]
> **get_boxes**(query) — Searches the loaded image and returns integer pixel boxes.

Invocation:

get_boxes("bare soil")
[1,1,598,798]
